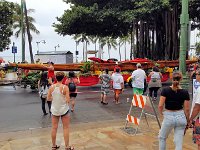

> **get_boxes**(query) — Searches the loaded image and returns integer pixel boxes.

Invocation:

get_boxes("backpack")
[68,78,76,92]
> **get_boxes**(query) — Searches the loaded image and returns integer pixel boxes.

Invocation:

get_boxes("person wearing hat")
[131,63,146,95]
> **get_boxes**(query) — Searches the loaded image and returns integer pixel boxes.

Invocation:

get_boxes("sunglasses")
[173,76,181,81]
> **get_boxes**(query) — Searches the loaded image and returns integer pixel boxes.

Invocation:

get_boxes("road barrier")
[125,94,161,135]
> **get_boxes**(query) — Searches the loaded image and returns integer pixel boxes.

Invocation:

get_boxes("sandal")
[52,145,60,150]
[65,146,74,150]
[102,102,108,105]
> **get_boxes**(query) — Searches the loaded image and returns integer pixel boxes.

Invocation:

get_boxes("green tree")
[98,37,106,59]
[55,0,200,60]
[105,37,117,59]
[88,36,98,57]
[0,0,14,51]
[73,34,89,61]
[13,2,39,62]
[119,35,131,60]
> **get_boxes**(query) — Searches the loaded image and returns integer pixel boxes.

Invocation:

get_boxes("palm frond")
[15,30,21,38]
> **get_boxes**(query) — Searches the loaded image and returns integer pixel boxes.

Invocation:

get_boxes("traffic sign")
[12,46,17,53]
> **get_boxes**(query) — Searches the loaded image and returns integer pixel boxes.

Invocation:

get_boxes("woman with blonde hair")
[158,71,190,150]
[47,72,74,150]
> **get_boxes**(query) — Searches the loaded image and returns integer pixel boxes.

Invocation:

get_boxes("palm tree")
[13,2,39,63]
[105,37,117,59]
[119,35,131,60]
[73,34,89,61]
[98,37,107,59]
[118,38,123,61]
[88,36,98,57]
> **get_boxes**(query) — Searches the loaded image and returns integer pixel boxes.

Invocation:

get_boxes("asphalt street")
[0,84,139,133]
[0,82,192,133]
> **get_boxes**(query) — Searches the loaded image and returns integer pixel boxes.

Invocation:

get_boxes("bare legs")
[51,115,59,147]
[101,93,108,104]
[51,114,70,148]
[114,89,121,104]
[70,97,75,111]
[61,114,70,148]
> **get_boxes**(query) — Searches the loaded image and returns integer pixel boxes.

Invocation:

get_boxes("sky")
[1,0,200,63]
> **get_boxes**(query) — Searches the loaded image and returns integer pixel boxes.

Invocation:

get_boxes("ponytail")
[171,71,182,92]
[172,81,181,92]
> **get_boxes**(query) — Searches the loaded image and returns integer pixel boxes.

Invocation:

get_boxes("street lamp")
[36,40,46,54]
[54,44,60,51]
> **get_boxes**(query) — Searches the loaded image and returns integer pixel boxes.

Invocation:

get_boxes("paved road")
[0,84,141,133]
[0,82,193,133]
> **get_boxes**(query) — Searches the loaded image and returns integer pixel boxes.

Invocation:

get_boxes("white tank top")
[51,85,69,116]
[151,72,160,79]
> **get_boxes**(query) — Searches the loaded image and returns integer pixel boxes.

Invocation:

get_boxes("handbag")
[40,86,49,98]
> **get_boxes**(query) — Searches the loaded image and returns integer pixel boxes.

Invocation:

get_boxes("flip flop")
[52,145,60,150]
[65,146,74,150]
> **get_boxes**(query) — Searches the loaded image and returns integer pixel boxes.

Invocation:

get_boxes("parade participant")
[65,71,80,112]
[42,62,55,85]
[189,69,200,149]
[148,66,162,101]
[131,63,146,95]
[38,71,51,115]
[111,68,124,104]
[158,71,190,150]
[99,69,111,105]
[47,72,74,150]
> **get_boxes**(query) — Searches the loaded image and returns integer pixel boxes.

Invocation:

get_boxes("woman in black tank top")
[158,71,190,150]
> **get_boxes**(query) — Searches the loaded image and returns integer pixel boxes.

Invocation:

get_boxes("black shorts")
[52,110,70,117]
[70,93,77,98]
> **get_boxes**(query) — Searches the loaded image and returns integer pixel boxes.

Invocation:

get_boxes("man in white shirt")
[189,70,200,148]
[131,63,146,95]
[111,68,124,104]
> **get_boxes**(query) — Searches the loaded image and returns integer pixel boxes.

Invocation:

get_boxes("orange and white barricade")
[125,94,161,135]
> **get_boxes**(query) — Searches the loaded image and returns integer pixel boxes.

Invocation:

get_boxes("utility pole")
[179,0,189,89]
[21,0,25,62]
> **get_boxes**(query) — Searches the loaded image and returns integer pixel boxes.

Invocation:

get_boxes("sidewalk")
[0,119,196,150]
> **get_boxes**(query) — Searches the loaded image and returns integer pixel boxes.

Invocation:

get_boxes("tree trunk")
[108,45,110,59]
[82,41,85,61]
[95,42,97,57]
[136,21,139,58]
[124,41,126,60]
[139,21,144,58]
[130,20,135,60]
[24,0,34,63]
[152,27,155,60]
[85,42,88,61]
[119,43,121,61]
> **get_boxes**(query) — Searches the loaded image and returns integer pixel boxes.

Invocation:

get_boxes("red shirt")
[48,69,55,79]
